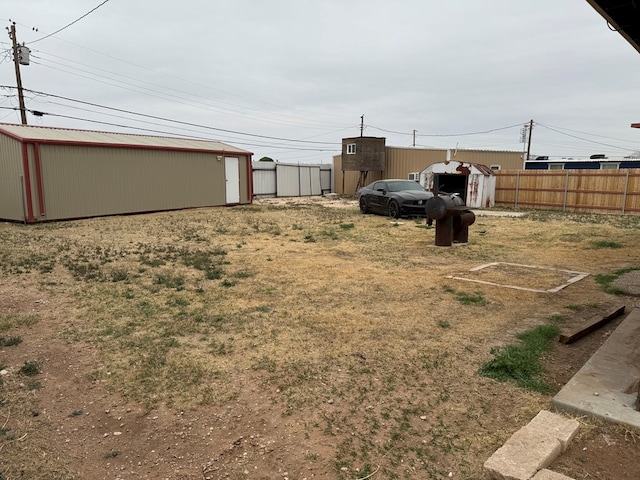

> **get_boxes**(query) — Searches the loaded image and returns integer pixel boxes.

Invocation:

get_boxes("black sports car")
[357,179,434,218]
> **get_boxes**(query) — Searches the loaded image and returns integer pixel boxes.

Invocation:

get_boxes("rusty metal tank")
[425,194,476,246]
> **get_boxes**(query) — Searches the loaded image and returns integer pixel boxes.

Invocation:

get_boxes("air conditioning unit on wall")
[408,172,420,181]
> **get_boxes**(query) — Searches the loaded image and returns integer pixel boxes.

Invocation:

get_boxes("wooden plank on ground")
[559,304,626,344]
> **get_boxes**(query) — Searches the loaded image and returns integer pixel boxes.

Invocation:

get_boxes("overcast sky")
[2,0,640,164]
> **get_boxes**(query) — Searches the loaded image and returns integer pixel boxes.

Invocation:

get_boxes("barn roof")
[0,123,252,155]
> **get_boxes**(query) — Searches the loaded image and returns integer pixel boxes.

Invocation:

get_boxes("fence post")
[515,171,520,208]
[563,171,569,212]
[622,170,630,214]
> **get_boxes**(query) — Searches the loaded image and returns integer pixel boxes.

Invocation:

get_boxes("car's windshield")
[386,181,425,192]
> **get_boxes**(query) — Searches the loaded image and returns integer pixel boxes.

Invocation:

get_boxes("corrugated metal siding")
[385,147,447,178]
[334,147,523,195]
[38,144,235,220]
[454,150,523,170]
[26,144,39,219]
[253,162,277,197]
[0,135,25,220]
[238,155,250,202]
[320,166,332,193]
[298,166,321,195]
[252,162,329,198]
[276,164,303,197]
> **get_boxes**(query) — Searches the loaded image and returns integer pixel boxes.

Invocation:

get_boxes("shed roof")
[421,161,495,176]
[0,123,252,155]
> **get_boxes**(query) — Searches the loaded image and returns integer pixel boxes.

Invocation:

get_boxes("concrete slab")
[531,469,575,480]
[472,210,527,217]
[553,307,640,428]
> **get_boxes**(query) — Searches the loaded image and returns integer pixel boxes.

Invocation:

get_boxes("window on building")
[549,164,564,170]
[347,143,356,154]
[490,165,501,171]
[601,163,619,170]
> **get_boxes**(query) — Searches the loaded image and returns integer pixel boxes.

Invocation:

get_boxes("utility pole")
[360,114,364,137]
[413,129,417,147]
[526,119,534,162]
[9,23,28,125]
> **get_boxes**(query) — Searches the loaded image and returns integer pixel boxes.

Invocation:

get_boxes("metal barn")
[419,161,496,209]
[0,124,253,223]
[333,146,522,195]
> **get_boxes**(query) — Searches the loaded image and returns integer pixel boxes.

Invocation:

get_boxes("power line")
[1,86,340,146]
[366,122,523,137]
[34,99,344,150]
[26,36,355,126]
[29,53,349,131]
[29,0,111,44]
[536,123,631,151]
[535,122,640,145]
[24,108,338,152]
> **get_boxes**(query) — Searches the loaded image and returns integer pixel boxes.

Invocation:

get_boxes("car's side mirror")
[376,188,386,194]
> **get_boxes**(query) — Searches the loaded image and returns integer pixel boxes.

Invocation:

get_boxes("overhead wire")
[1,86,340,146]
[26,37,355,126]
[23,108,337,152]
[536,123,632,152]
[29,0,111,44]
[535,122,640,145]
[8,9,356,135]
[35,99,346,149]
[366,122,523,138]
[5,90,340,151]
[30,51,351,130]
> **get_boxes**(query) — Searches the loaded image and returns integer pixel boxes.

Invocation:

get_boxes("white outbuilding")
[418,160,496,209]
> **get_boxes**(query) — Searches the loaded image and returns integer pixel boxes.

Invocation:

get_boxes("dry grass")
[1,200,640,479]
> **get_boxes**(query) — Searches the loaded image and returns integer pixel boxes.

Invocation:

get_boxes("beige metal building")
[334,146,523,195]
[0,123,253,223]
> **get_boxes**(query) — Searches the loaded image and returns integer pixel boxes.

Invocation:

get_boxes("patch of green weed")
[479,321,560,393]
[19,360,41,377]
[0,314,39,333]
[594,267,640,295]
[592,240,622,249]
[154,273,185,290]
[0,336,22,347]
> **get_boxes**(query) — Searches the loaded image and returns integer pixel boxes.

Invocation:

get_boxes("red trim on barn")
[0,128,24,142]
[21,143,35,222]
[246,155,254,202]
[33,143,45,217]
[12,138,250,156]
[632,123,640,128]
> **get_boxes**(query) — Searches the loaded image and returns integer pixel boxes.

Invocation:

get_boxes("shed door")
[225,157,240,204]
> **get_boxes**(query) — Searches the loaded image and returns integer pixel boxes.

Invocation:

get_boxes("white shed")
[419,161,496,209]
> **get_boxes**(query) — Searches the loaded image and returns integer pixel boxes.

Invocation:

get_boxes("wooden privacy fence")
[494,169,640,214]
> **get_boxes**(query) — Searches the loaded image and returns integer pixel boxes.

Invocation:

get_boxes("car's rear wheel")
[359,197,369,214]
[388,199,400,219]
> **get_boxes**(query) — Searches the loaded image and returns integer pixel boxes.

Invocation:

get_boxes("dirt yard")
[1,197,639,480]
